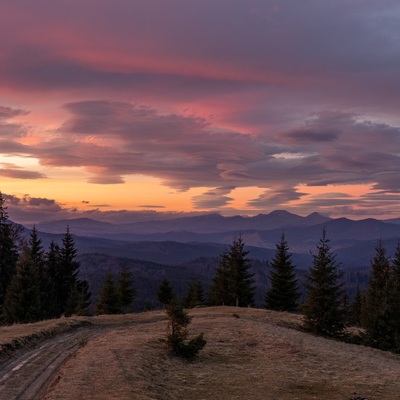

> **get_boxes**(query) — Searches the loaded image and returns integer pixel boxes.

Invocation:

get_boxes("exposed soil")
[1,308,399,400]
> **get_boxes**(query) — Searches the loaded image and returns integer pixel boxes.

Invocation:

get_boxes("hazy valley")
[25,210,400,311]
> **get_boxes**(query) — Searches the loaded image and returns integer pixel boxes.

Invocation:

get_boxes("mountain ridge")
[35,210,332,235]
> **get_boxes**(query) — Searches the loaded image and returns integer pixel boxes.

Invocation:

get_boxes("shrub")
[165,302,206,359]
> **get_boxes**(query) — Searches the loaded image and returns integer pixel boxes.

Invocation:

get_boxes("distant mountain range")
[23,209,400,309]
[34,211,400,262]
[36,210,331,235]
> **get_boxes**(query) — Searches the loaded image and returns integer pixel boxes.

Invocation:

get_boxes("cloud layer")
[1,1,400,221]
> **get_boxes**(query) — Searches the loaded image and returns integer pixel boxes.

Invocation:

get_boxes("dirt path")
[0,312,166,400]
[0,326,102,400]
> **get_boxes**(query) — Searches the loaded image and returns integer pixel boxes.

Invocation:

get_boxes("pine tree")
[302,228,345,338]
[183,280,205,308]
[96,272,121,315]
[118,265,136,313]
[265,233,300,312]
[32,227,50,320]
[44,241,62,318]
[157,278,175,307]
[209,236,255,307]
[229,236,255,307]
[389,242,400,350]
[362,240,398,350]
[165,302,206,359]
[208,250,233,306]
[3,227,46,323]
[0,191,7,222]
[58,227,81,315]
[0,192,18,316]
[65,280,91,316]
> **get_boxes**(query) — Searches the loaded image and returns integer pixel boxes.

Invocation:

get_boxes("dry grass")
[37,307,400,400]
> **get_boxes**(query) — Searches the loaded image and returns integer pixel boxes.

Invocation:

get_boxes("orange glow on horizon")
[296,183,373,198]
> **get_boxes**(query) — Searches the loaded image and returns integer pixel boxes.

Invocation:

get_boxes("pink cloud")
[1,1,400,218]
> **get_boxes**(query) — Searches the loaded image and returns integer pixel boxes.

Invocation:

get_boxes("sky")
[1,0,400,225]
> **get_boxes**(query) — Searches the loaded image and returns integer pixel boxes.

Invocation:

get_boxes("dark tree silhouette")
[302,228,345,338]
[362,240,399,350]
[265,233,300,312]
[183,280,205,308]
[3,227,46,323]
[157,278,175,307]
[96,271,121,315]
[166,302,206,359]
[118,265,136,313]
[209,236,255,307]
[0,192,18,316]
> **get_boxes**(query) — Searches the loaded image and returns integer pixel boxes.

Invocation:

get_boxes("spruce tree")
[157,278,175,307]
[362,240,398,350]
[302,228,345,338]
[183,280,205,308]
[209,236,255,307]
[96,272,121,315]
[228,236,255,307]
[0,192,19,314]
[389,242,400,350]
[58,227,80,314]
[208,250,233,306]
[3,227,46,323]
[0,191,7,222]
[265,233,300,312]
[65,280,91,316]
[44,241,62,318]
[166,302,206,359]
[32,227,50,319]
[118,265,136,313]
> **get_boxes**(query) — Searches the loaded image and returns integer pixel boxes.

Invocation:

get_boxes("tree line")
[156,229,400,353]
[0,193,90,323]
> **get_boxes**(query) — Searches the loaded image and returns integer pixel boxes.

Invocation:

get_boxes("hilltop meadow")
[1,307,399,400]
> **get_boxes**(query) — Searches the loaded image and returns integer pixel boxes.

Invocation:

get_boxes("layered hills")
[24,210,400,310]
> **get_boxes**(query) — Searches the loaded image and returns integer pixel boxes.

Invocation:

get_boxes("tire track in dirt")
[0,327,102,400]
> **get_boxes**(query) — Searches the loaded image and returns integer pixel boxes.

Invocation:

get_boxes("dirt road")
[0,312,167,400]
[0,326,101,400]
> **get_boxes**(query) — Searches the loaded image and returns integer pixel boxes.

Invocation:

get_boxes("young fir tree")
[118,265,136,313]
[362,240,398,350]
[165,301,206,359]
[265,233,300,312]
[157,278,175,307]
[302,228,345,338]
[183,280,205,308]
[209,236,255,307]
[3,227,46,323]
[0,192,18,316]
[65,280,91,316]
[208,250,233,306]
[96,271,121,315]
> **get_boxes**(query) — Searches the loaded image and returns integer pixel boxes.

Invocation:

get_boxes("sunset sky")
[1,0,400,225]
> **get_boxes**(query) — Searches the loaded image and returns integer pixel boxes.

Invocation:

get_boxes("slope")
[33,307,400,400]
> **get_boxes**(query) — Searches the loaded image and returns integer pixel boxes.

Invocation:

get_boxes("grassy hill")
[2,307,399,399]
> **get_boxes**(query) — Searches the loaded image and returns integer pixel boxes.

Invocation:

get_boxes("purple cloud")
[0,165,46,180]
[192,186,236,209]
[1,1,400,218]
